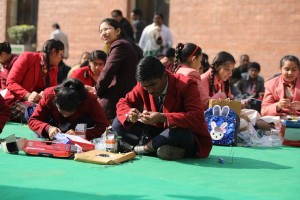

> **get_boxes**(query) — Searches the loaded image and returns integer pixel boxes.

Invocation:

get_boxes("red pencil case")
[23,140,76,158]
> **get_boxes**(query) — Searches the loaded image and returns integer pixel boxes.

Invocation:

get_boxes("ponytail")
[54,79,87,111]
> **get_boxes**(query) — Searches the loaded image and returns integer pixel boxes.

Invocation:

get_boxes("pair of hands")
[48,126,76,140]
[277,99,300,111]
[25,91,44,103]
[126,108,167,125]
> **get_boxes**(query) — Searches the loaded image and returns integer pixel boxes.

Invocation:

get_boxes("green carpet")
[0,122,299,200]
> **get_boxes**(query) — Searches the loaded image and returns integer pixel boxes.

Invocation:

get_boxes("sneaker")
[118,139,134,153]
[212,105,221,116]
[157,145,185,160]
[134,145,148,155]
[221,106,230,117]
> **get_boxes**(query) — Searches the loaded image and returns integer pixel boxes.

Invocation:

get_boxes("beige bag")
[209,99,242,116]
[74,150,136,165]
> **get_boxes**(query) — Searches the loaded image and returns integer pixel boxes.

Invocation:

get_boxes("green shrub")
[7,24,37,44]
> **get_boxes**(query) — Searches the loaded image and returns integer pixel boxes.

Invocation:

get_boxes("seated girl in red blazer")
[0,95,10,134]
[70,50,107,90]
[173,42,209,110]
[4,39,64,122]
[0,42,19,91]
[261,55,300,116]
[200,51,236,105]
[28,78,109,141]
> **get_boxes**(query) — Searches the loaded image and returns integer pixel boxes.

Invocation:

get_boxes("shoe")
[134,145,148,155]
[213,105,221,116]
[221,106,230,117]
[118,139,134,153]
[157,145,185,160]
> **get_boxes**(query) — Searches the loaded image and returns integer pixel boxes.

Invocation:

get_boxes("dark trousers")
[111,117,196,156]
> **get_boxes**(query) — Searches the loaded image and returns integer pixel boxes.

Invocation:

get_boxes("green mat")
[0,122,299,200]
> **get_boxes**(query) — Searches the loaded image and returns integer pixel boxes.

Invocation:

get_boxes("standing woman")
[200,51,236,106]
[0,42,19,91]
[261,55,300,116]
[28,79,108,140]
[173,43,209,110]
[4,39,64,122]
[96,18,142,121]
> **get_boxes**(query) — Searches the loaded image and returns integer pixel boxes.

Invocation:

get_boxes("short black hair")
[136,56,165,82]
[132,8,142,16]
[166,48,175,58]
[248,62,261,72]
[111,9,123,17]
[52,23,60,29]
[0,41,11,54]
[89,50,107,62]
[154,12,164,20]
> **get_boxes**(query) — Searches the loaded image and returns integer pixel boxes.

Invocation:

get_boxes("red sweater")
[70,66,96,87]
[5,52,58,107]
[0,95,10,133]
[28,86,109,140]
[0,54,19,90]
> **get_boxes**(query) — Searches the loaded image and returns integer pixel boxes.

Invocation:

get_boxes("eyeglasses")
[99,27,113,35]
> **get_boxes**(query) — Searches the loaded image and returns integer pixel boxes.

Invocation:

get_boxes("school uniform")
[0,95,10,133]
[5,52,58,107]
[70,66,96,87]
[28,86,109,141]
[0,54,18,90]
[200,69,232,99]
[261,75,300,116]
[176,65,209,110]
[115,71,212,158]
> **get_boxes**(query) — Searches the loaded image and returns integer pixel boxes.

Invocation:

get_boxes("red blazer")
[0,54,19,90]
[116,71,212,158]
[261,75,300,116]
[28,87,109,141]
[200,69,232,100]
[70,66,96,87]
[0,95,10,133]
[5,52,58,106]
[176,65,209,110]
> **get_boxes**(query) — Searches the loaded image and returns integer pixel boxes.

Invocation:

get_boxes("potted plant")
[7,24,37,54]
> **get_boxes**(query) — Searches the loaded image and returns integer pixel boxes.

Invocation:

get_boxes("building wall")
[3,0,300,80]
[0,0,8,42]
[170,0,300,79]
[37,0,131,67]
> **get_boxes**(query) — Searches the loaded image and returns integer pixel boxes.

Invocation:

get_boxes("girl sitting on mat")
[4,39,64,122]
[70,50,107,92]
[261,55,300,117]
[200,51,236,103]
[28,78,109,141]
[172,42,209,110]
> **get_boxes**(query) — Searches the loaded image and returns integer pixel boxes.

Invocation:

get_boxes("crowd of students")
[0,11,299,161]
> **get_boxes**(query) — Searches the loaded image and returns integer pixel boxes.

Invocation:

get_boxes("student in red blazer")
[28,79,109,141]
[0,42,19,91]
[173,43,209,110]
[262,55,300,116]
[0,95,10,133]
[112,56,212,160]
[4,39,64,121]
[70,50,106,89]
[200,51,236,106]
